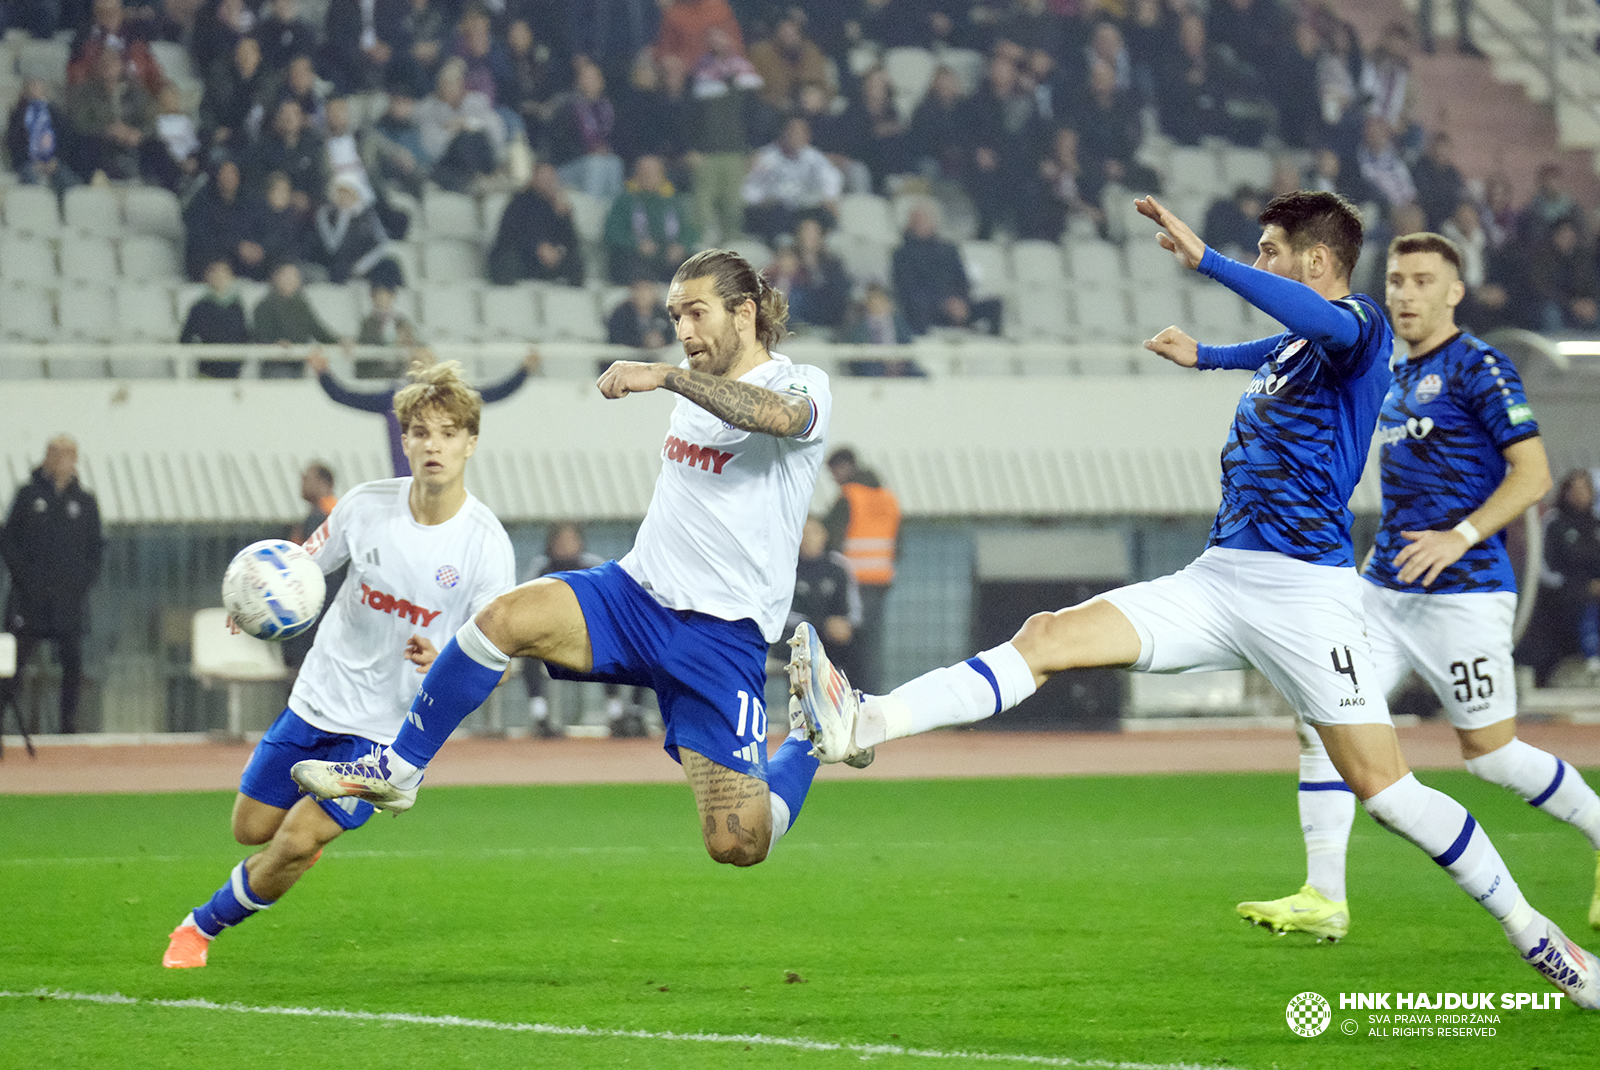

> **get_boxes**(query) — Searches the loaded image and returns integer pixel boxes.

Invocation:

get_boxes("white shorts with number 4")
[1098,547,1390,727]
[1361,583,1517,731]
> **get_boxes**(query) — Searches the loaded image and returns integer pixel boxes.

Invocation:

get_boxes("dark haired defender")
[788,195,1598,1006]
[294,249,833,868]
[1240,231,1600,938]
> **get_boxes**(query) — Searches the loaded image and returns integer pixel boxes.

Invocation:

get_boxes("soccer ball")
[222,540,327,641]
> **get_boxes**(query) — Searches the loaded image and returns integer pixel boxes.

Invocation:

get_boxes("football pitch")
[3,769,1597,1069]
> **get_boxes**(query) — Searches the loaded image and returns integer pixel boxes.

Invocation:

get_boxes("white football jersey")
[291,478,516,743]
[620,354,830,642]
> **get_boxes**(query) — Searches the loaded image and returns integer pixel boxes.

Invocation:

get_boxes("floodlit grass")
[2,770,1597,1069]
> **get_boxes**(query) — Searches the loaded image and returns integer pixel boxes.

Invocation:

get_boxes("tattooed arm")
[596,361,813,437]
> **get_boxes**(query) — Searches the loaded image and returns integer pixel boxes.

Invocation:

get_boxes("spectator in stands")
[1517,470,1600,687]
[965,53,1045,239]
[786,215,851,330]
[240,170,308,279]
[842,281,916,349]
[1206,0,1290,86]
[546,57,625,199]
[1076,57,1157,195]
[245,97,325,209]
[181,259,251,348]
[1124,0,1176,105]
[68,0,165,96]
[190,0,257,83]
[1314,13,1367,167]
[1520,163,1578,246]
[148,82,201,192]
[1306,144,1373,206]
[66,46,158,182]
[1420,0,1483,57]
[833,65,905,193]
[368,88,428,196]
[357,280,418,345]
[0,435,102,736]
[749,7,831,116]
[655,0,744,73]
[994,0,1070,60]
[200,35,268,156]
[605,275,672,349]
[1275,18,1329,151]
[611,48,691,171]
[1202,185,1264,263]
[903,64,968,182]
[603,153,697,284]
[277,53,329,133]
[6,78,81,193]
[305,346,539,476]
[453,5,515,133]
[1528,216,1600,333]
[487,160,584,286]
[416,56,506,193]
[566,0,660,79]
[1153,11,1250,146]
[257,0,317,70]
[252,261,340,346]
[777,515,859,672]
[1361,20,1422,157]
[688,25,762,243]
[1412,130,1464,230]
[1356,116,1416,214]
[1481,172,1519,250]
[892,203,1001,336]
[321,0,392,94]
[183,158,251,279]
[1441,200,1514,333]
[321,96,371,202]
[314,174,403,288]
[1022,126,1103,242]
[501,16,559,147]
[387,0,452,100]
[743,115,842,243]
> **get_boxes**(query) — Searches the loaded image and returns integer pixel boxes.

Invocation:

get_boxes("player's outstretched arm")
[1393,437,1553,586]
[1144,326,1200,367]
[597,361,812,437]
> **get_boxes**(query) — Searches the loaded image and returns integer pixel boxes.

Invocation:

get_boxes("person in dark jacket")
[1517,471,1600,687]
[487,161,585,286]
[0,436,104,735]
[180,259,252,378]
[774,514,859,666]
[605,277,672,349]
[6,78,81,192]
[184,158,254,280]
[312,174,403,287]
[891,203,1001,335]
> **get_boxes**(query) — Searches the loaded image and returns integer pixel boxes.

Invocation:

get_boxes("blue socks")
[390,625,509,769]
[766,735,820,836]
[191,860,274,937]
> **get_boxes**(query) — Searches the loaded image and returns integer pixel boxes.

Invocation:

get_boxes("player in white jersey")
[1238,232,1600,941]
[789,194,1599,1007]
[293,250,833,868]
[163,362,515,968]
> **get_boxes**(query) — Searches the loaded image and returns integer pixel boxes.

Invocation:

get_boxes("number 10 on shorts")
[735,690,768,741]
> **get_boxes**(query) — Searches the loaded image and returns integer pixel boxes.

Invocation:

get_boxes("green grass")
[2,769,1597,1069]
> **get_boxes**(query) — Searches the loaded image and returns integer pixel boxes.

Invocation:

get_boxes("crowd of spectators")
[1,0,1597,353]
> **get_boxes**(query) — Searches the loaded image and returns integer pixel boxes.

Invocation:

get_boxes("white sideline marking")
[1,989,1249,1070]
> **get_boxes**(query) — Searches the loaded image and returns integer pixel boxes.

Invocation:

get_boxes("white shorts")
[1362,583,1518,731]
[1099,547,1389,727]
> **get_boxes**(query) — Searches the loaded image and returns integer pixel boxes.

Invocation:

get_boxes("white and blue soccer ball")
[222,539,327,641]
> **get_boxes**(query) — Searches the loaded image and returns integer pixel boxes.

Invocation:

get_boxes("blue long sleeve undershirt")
[1197,335,1282,371]
[1196,246,1362,352]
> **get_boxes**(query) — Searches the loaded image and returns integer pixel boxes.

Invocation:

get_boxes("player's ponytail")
[672,249,789,351]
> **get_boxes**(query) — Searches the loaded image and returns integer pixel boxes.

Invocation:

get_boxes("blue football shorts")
[545,561,773,780]
[238,708,380,830]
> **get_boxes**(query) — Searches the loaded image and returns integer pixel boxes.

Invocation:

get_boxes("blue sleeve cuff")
[1198,247,1362,351]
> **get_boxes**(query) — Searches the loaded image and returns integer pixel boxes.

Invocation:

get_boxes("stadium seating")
[3,183,62,237]
[63,186,123,238]
[480,285,541,341]
[0,286,56,343]
[58,284,120,343]
[120,235,184,279]
[303,282,361,338]
[59,234,118,285]
[418,286,484,343]
[113,283,181,343]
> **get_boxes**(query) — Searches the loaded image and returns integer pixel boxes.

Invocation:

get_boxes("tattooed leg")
[681,748,773,866]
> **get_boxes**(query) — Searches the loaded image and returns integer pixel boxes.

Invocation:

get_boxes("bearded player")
[163,362,515,967]
[293,250,831,867]
[1237,232,1600,942]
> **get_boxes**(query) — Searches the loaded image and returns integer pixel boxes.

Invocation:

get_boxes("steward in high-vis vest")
[823,448,900,692]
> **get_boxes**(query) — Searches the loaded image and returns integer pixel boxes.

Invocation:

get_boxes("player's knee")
[473,595,519,649]
[701,813,771,867]
[705,836,768,867]
[1013,610,1084,672]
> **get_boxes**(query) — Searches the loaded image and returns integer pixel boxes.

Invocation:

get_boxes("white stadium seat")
[0,286,57,342]
[58,233,118,284]
[63,186,123,237]
[882,47,937,120]
[58,284,119,342]
[1166,145,1223,197]
[538,285,603,342]
[1063,240,1124,284]
[565,190,610,246]
[1070,287,1138,343]
[120,235,183,279]
[422,239,482,283]
[827,235,891,288]
[302,282,361,338]
[721,236,772,273]
[420,189,481,241]
[1188,287,1248,343]
[1127,286,1187,339]
[1011,241,1067,286]
[114,283,180,342]
[0,233,57,281]
[958,240,1010,301]
[1012,291,1074,341]
[418,287,484,342]
[1125,239,1183,284]
[3,183,62,237]
[480,285,541,341]
[123,186,184,240]
[836,194,897,245]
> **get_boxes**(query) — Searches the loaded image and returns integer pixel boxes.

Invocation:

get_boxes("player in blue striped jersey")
[1240,232,1600,940]
[789,194,1598,1007]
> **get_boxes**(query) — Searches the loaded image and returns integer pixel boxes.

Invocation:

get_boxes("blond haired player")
[163,362,515,967]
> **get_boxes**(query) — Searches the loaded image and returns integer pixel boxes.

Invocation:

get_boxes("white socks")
[768,793,792,848]
[457,617,512,672]
[1466,738,1600,850]
[854,643,1038,749]
[1300,786,1355,903]
[1363,773,1542,951]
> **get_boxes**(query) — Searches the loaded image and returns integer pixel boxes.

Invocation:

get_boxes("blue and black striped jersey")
[1363,332,1540,594]
[1206,292,1394,567]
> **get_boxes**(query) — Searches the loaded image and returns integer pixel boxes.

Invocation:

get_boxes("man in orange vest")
[823,447,900,693]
